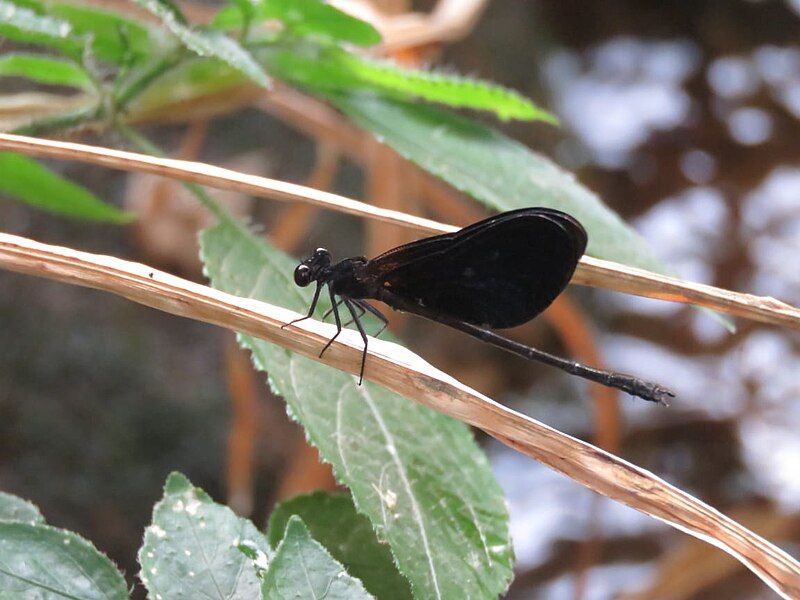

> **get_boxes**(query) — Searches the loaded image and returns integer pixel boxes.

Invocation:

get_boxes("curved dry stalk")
[0,92,94,119]
[570,257,800,330]
[0,93,96,132]
[0,232,798,598]
[0,131,450,232]
[1,132,800,330]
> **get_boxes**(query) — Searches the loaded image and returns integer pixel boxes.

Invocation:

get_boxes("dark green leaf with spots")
[0,522,127,599]
[138,472,272,600]
[0,491,44,524]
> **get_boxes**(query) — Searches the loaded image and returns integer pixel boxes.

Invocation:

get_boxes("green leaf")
[0,522,128,599]
[262,516,374,599]
[0,0,82,57]
[200,218,514,600]
[0,492,44,524]
[138,472,272,600]
[213,0,381,47]
[259,42,551,122]
[136,0,269,87]
[0,153,133,223]
[336,55,553,122]
[332,92,665,271]
[49,3,159,64]
[0,53,92,89]
[268,491,412,599]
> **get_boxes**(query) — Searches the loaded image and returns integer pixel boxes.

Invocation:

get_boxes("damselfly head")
[294,248,332,287]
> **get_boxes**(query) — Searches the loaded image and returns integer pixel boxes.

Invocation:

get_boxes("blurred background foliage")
[2,0,800,598]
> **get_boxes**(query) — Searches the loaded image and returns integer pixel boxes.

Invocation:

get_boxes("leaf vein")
[355,384,442,599]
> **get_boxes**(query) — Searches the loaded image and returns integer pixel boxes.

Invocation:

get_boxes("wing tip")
[531,207,589,261]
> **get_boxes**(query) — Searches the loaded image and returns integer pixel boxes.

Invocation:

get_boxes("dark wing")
[367,208,587,328]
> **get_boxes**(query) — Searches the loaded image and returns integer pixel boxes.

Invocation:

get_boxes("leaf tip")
[112,210,137,224]
[163,471,192,493]
[280,514,312,541]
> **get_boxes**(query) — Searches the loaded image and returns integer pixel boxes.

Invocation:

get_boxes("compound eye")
[294,264,312,287]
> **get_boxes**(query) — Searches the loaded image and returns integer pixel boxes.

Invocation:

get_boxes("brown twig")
[275,438,338,502]
[571,493,605,600]
[222,334,260,516]
[0,232,798,599]
[268,142,339,253]
[1,132,799,331]
[364,140,418,331]
[544,296,621,452]
[257,87,371,164]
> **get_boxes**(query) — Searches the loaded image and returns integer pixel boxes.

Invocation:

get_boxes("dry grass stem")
[0,132,450,232]
[0,231,798,598]
[2,132,799,330]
